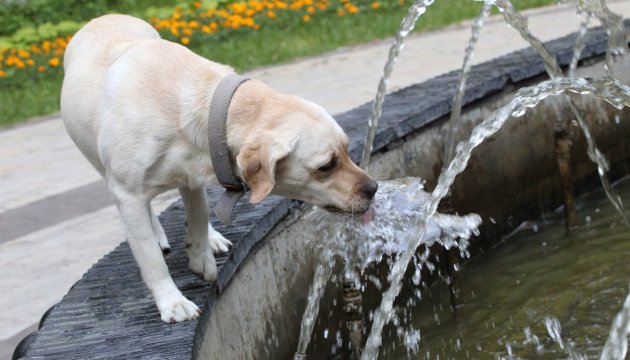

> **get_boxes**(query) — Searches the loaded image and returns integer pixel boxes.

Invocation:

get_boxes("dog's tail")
[64,14,160,72]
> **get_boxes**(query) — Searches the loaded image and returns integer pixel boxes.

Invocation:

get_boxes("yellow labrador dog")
[61,14,377,323]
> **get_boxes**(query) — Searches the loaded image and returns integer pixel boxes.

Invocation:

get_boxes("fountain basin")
[18,22,630,360]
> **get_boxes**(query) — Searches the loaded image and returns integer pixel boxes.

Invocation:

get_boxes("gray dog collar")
[208,74,250,225]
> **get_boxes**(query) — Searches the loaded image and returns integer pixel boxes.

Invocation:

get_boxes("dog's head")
[235,96,377,214]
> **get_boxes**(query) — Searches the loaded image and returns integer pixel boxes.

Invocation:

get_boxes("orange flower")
[17,49,30,58]
[307,6,315,13]
[26,59,34,66]
[181,37,190,45]
[267,10,276,18]
[0,69,6,77]
[37,65,45,72]
[337,9,345,16]
[344,3,358,13]
[194,1,202,8]
[371,1,380,9]
[302,14,311,22]
[49,57,60,67]
[16,60,25,69]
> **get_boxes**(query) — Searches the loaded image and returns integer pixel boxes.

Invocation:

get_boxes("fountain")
[15,1,630,359]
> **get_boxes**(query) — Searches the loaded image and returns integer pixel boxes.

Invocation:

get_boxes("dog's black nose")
[361,179,378,200]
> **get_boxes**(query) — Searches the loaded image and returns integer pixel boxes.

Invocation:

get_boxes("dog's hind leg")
[150,209,171,254]
[111,185,200,323]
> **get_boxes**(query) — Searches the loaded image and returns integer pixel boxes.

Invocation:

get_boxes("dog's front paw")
[208,225,232,254]
[188,249,218,282]
[157,292,201,323]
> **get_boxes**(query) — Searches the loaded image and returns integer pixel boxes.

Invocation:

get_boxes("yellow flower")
[17,49,30,58]
[49,57,60,67]
[302,14,311,22]
[183,28,193,36]
[201,25,212,33]
[181,37,190,45]
[267,10,276,18]
[371,1,380,9]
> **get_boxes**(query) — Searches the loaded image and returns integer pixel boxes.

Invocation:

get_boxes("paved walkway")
[2,2,629,357]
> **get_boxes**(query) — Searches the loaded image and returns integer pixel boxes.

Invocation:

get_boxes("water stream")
[360,0,435,171]
[494,0,630,231]
[376,176,630,359]
[444,0,493,165]
[361,76,630,359]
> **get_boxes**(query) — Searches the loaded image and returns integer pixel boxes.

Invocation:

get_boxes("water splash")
[360,0,435,171]
[361,77,630,359]
[544,316,587,359]
[310,178,481,271]
[444,0,493,164]
[294,178,482,358]
[495,0,630,231]
[600,283,630,360]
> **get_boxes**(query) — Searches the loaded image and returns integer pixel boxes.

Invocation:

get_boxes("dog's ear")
[236,140,290,203]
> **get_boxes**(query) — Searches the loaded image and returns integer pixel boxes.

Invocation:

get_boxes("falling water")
[361,77,630,359]
[544,316,587,359]
[569,12,591,78]
[294,249,334,360]
[294,178,482,358]
[444,0,493,164]
[570,0,629,74]
[360,0,435,171]
[600,284,630,360]
[495,0,630,231]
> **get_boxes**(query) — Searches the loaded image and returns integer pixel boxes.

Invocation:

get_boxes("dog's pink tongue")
[362,205,376,224]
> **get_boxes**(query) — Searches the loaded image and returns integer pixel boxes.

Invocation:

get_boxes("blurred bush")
[0,0,125,37]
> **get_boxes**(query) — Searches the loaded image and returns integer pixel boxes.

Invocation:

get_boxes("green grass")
[0,0,556,127]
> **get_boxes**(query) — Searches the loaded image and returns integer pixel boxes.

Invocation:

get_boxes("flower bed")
[0,0,396,84]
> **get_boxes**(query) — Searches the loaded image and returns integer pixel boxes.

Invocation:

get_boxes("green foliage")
[0,20,84,49]
[0,0,178,38]
[0,72,63,127]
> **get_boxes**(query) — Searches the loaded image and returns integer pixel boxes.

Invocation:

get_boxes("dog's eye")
[318,156,337,172]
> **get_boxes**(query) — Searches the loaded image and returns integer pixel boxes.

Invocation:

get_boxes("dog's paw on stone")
[208,225,232,254]
[157,293,201,323]
[188,250,218,282]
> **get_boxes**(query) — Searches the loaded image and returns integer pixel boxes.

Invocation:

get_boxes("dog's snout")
[361,179,378,200]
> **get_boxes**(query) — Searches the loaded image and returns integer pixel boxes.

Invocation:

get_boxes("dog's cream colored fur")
[61,14,376,323]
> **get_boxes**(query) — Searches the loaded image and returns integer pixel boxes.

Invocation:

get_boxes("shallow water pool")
[381,177,630,359]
